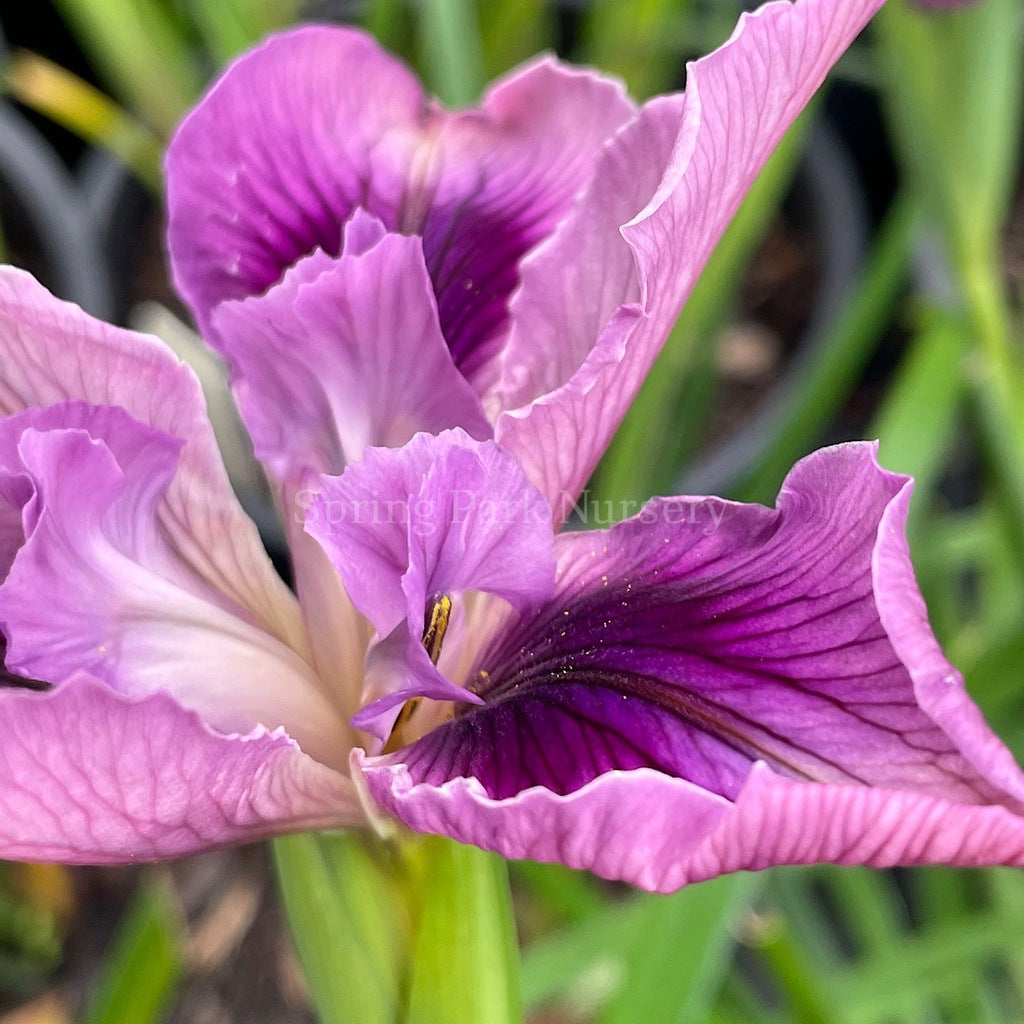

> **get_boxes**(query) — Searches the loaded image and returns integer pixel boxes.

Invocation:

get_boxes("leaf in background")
[3,52,163,192]
[522,874,760,1024]
[736,192,917,505]
[598,874,761,1024]
[871,308,965,528]
[477,0,553,81]
[415,0,485,106]
[581,0,689,98]
[80,878,182,1024]
[49,0,201,135]
[182,0,299,66]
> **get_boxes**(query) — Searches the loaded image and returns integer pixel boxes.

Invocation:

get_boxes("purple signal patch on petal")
[360,444,1024,889]
[166,26,634,379]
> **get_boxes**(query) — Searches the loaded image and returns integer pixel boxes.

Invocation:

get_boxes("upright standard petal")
[211,216,490,484]
[0,676,360,864]
[0,267,304,650]
[494,0,887,518]
[166,24,634,378]
[360,442,1024,890]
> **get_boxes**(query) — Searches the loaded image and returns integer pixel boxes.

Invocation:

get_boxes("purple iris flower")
[2,0,1022,891]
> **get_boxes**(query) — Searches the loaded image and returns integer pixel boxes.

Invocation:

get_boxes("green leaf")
[581,0,689,98]
[598,874,761,1024]
[50,0,201,134]
[871,309,965,521]
[80,878,183,1024]
[478,0,553,80]
[273,832,407,1024]
[522,874,760,1023]
[405,837,521,1024]
[416,0,485,106]
[4,52,164,192]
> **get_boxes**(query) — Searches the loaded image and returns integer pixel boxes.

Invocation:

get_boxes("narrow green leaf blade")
[416,0,485,106]
[599,873,761,1024]
[81,879,183,1024]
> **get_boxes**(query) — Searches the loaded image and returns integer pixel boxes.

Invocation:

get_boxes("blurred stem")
[405,837,521,1024]
[274,832,406,1024]
[80,878,183,1024]
[276,831,521,1024]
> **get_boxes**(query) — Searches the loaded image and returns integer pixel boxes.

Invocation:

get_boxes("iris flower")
[2,0,1023,891]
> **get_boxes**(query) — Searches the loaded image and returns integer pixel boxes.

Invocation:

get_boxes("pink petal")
[308,430,555,640]
[358,754,1024,893]
[166,25,426,343]
[0,267,304,649]
[166,24,634,379]
[0,676,359,864]
[494,0,886,519]
[0,403,350,769]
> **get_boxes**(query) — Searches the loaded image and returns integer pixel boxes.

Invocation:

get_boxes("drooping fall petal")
[0,676,360,864]
[353,438,1024,890]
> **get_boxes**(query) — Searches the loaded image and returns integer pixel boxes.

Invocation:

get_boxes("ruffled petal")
[358,756,1024,893]
[0,403,350,769]
[494,0,886,518]
[0,675,360,864]
[166,25,426,342]
[422,58,635,384]
[308,430,555,639]
[357,443,1024,888]
[211,216,491,484]
[166,25,634,378]
[0,267,304,650]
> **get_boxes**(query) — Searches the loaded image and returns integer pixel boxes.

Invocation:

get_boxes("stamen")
[421,593,452,666]
[383,594,453,753]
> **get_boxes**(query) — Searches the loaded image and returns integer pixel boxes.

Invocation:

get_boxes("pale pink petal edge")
[0,675,361,864]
